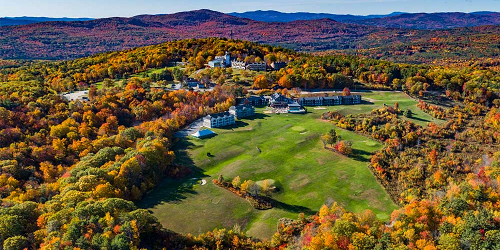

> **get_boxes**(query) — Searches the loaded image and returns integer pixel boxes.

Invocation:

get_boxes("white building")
[231,60,247,70]
[231,60,267,71]
[229,105,255,119]
[203,112,236,128]
[214,51,231,67]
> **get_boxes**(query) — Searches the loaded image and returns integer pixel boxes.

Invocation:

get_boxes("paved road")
[173,118,205,138]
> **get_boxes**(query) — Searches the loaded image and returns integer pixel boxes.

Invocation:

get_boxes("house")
[203,112,235,128]
[184,78,200,88]
[271,62,287,71]
[238,96,268,106]
[191,129,216,139]
[287,102,306,114]
[229,105,255,119]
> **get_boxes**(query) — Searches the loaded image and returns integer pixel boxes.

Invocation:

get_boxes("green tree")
[102,78,114,88]
[3,236,28,250]
[403,109,413,118]
[172,67,184,81]
[321,133,334,148]
[438,233,461,250]
[232,176,241,188]
[0,215,23,242]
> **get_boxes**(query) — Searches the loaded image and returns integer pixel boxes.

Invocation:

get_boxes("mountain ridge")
[230,10,500,29]
[0,16,93,26]
[2,9,500,62]
[0,9,393,60]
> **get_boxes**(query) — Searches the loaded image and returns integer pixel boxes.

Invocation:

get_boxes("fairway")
[138,91,436,239]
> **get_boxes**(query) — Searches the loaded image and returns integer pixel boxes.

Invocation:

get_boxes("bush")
[335,141,353,156]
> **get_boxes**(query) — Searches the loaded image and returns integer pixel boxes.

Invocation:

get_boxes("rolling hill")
[2,9,500,64]
[0,9,399,60]
[350,12,500,29]
[230,10,500,30]
[228,10,406,22]
[0,17,93,26]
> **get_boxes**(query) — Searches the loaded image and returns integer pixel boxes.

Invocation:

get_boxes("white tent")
[191,129,216,138]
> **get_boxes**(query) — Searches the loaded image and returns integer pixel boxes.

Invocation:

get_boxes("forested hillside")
[3,9,500,65]
[231,11,500,29]
[2,38,500,249]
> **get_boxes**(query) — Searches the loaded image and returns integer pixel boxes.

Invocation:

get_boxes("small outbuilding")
[191,129,216,139]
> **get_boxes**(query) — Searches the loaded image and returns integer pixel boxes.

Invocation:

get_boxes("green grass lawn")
[348,91,446,126]
[137,91,440,240]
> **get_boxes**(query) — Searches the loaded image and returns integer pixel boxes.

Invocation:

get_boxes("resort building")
[209,51,232,68]
[246,62,267,71]
[203,112,236,128]
[231,60,247,70]
[270,61,287,71]
[287,102,306,114]
[215,51,232,67]
[229,105,255,119]
[299,96,324,106]
[298,95,362,106]
[342,95,362,105]
[270,93,294,105]
[238,96,268,106]
[208,59,225,68]
[324,96,343,105]
[231,60,267,71]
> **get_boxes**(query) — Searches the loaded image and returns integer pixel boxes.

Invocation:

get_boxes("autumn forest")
[2,6,500,250]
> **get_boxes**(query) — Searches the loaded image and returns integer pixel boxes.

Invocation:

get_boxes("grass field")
[138,91,440,239]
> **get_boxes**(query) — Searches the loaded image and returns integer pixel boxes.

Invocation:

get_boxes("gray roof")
[232,104,253,110]
[323,96,342,100]
[246,96,266,100]
[206,111,233,119]
[300,97,323,101]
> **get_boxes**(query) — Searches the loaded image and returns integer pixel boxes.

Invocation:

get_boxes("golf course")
[138,91,440,239]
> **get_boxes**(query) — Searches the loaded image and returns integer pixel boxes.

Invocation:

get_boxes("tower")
[224,51,231,67]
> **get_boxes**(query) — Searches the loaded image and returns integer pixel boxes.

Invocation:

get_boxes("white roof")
[191,129,216,138]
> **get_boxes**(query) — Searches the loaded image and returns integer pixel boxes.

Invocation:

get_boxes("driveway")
[173,118,205,138]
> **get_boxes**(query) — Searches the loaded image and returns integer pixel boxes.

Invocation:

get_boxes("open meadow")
[138,91,440,239]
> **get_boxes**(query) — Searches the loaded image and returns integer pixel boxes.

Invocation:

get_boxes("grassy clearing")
[138,91,438,240]
[348,91,446,126]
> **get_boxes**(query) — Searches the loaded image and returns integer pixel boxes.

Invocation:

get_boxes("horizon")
[1,9,498,19]
[2,0,500,18]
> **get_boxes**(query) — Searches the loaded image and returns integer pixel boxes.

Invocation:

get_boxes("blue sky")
[2,0,499,18]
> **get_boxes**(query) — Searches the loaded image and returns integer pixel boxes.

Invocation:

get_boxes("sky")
[2,0,500,18]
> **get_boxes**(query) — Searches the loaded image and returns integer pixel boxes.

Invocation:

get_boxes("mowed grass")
[340,91,446,126]
[138,91,438,240]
